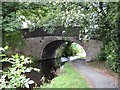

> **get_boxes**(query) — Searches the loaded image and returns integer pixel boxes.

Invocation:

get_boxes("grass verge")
[40,62,89,88]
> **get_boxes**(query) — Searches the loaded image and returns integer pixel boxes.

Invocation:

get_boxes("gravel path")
[71,60,118,88]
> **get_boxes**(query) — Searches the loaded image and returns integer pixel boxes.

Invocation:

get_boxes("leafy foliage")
[56,42,80,57]
[2,2,25,49]
[94,2,120,73]
[3,31,25,49]
[17,2,96,38]
[0,47,40,88]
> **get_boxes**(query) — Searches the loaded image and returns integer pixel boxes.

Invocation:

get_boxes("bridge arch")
[42,39,86,59]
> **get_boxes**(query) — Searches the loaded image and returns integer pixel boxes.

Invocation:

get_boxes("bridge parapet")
[22,27,80,38]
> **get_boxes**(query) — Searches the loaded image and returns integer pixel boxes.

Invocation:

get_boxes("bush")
[96,47,107,61]
[96,40,120,73]
[56,42,80,58]
[105,41,119,73]
[0,46,40,89]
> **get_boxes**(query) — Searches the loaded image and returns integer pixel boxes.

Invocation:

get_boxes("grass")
[40,62,89,88]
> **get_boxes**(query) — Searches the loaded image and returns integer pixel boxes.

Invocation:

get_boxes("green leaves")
[4,46,8,50]
[0,46,8,57]
[0,48,40,89]
[3,31,25,49]
[14,54,19,59]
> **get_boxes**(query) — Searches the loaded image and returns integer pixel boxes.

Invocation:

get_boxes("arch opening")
[56,42,86,60]
[42,40,86,59]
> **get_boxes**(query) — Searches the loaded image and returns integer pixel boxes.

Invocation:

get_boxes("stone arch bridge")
[22,27,102,62]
